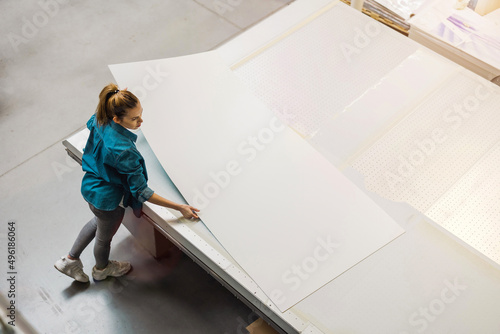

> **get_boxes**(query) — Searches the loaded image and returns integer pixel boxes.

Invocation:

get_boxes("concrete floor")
[0,1,292,333]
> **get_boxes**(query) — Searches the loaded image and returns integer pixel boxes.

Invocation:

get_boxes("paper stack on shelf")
[408,0,500,81]
[373,0,428,20]
[340,0,411,34]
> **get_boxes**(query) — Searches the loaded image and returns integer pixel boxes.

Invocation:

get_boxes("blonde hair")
[95,83,139,126]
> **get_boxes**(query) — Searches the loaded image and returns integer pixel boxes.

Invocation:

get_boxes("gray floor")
[0,1,292,333]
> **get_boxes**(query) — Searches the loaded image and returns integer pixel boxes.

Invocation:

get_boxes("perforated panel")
[350,72,500,262]
[427,142,500,263]
[351,73,500,212]
[233,3,417,137]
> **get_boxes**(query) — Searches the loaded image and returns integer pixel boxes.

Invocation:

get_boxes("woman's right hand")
[147,193,200,220]
[178,204,200,219]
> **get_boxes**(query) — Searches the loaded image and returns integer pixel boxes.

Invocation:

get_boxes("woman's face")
[113,102,143,130]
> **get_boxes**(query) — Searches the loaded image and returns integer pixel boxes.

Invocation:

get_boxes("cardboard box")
[246,318,279,334]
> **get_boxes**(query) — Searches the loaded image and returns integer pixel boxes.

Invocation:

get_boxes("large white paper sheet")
[232,3,418,138]
[109,51,404,311]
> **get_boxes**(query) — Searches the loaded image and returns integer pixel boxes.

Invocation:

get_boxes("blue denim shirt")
[81,114,154,214]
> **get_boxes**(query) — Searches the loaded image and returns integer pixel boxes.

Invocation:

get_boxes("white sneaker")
[54,256,89,283]
[92,260,131,281]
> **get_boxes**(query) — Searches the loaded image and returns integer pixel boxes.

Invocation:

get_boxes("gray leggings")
[69,203,125,269]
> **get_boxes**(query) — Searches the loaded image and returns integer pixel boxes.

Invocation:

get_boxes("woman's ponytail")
[95,83,139,126]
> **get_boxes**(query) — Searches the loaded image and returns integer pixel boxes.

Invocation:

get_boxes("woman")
[55,83,199,282]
